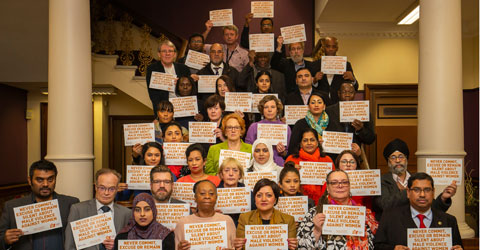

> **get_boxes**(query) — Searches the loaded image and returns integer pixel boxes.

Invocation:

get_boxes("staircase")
[92,54,151,110]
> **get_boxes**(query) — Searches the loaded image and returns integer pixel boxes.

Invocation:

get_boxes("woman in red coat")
[285,127,333,204]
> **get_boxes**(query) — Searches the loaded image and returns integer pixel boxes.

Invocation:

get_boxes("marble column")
[417,0,475,238]
[46,0,94,201]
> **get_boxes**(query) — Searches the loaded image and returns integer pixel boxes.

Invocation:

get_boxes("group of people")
[0,11,465,250]
[0,137,463,250]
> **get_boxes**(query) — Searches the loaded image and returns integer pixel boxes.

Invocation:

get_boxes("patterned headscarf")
[118,193,171,240]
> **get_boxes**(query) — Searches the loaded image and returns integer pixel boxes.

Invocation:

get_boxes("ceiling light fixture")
[398,5,419,25]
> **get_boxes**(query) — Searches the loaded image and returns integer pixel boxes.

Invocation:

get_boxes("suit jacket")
[64,199,131,250]
[145,61,191,115]
[270,51,320,93]
[315,61,358,104]
[373,172,451,221]
[197,62,241,91]
[236,209,296,239]
[0,192,79,250]
[325,103,376,161]
[374,205,463,250]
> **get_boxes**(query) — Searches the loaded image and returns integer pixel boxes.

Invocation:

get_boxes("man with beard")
[0,160,79,250]
[373,139,457,221]
[314,36,358,104]
[270,36,319,93]
[238,51,286,101]
[150,166,184,203]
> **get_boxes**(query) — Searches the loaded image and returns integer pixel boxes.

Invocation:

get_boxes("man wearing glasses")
[374,172,463,250]
[373,138,457,221]
[149,166,184,204]
[64,169,131,250]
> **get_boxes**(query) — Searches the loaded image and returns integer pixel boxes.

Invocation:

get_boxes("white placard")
[14,199,62,235]
[149,72,177,92]
[123,123,155,146]
[171,182,196,207]
[280,24,306,44]
[185,50,210,70]
[347,170,381,196]
[251,93,278,113]
[245,224,288,250]
[407,228,452,250]
[198,75,219,93]
[339,101,370,122]
[156,203,190,230]
[299,161,333,185]
[169,96,198,118]
[284,105,308,125]
[243,171,278,191]
[275,196,309,222]
[189,122,217,143]
[249,34,275,52]
[426,158,463,185]
[219,149,252,170]
[322,205,365,237]
[126,165,154,190]
[118,240,162,250]
[251,1,274,18]
[209,9,233,27]
[215,187,251,214]
[321,56,348,75]
[70,212,116,250]
[184,221,228,250]
[225,92,253,112]
[163,142,192,165]
[257,123,288,145]
[321,131,353,154]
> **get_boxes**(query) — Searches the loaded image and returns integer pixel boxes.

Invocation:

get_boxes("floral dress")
[297,204,378,250]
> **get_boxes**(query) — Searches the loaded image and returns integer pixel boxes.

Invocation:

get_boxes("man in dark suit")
[373,139,458,221]
[374,172,463,250]
[325,81,376,161]
[146,40,191,116]
[0,160,79,250]
[195,43,240,92]
[149,166,184,204]
[270,37,319,94]
[314,36,358,104]
[285,68,329,106]
[64,169,131,250]
[177,33,206,74]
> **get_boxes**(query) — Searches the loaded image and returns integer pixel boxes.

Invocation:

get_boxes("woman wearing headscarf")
[113,193,174,250]
[248,138,283,174]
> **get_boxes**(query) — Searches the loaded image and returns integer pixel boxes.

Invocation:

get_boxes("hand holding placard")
[209,9,233,26]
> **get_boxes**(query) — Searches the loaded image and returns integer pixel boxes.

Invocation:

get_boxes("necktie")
[214,67,220,75]
[99,206,111,250]
[101,205,111,213]
[417,214,426,228]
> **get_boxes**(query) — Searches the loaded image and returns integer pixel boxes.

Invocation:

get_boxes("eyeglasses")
[389,154,406,161]
[226,126,241,131]
[151,180,173,185]
[160,49,175,54]
[97,186,117,193]
[409,187,433,194]
[261,23,273,27]
[328,180,350,186]
[340,160,356,165]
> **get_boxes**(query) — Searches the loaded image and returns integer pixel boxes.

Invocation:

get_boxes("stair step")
[115,65,138,70]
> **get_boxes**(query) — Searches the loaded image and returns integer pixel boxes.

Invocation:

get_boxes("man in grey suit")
[0,160,79,250]
[150,165,185,204]
[64,169,131,250]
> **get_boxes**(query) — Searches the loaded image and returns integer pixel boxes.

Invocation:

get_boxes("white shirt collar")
[95,199,114,215]
[392,171,410,188]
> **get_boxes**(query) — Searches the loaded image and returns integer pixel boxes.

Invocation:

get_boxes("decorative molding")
[316,22,419,39]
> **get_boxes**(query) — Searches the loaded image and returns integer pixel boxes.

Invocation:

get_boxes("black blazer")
[197,62,240,90]
[315,61,358,104]
[374,205,463,250]
[270,51,319,93]
[146,61,191,115]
